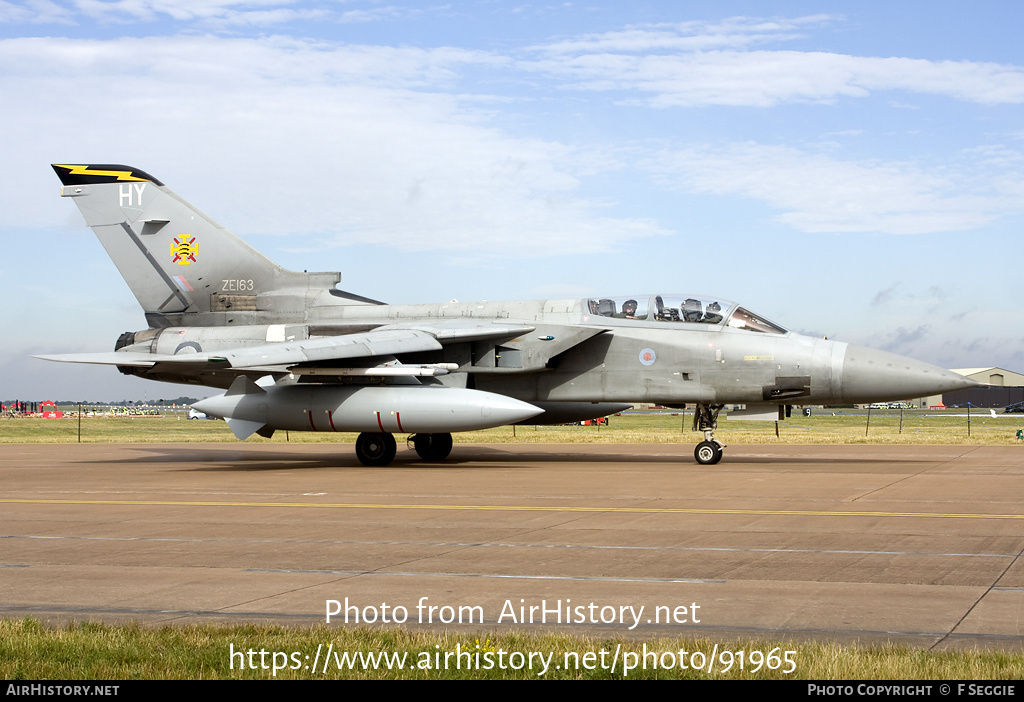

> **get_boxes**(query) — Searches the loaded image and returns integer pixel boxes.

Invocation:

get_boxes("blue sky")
[1,1,1022,400]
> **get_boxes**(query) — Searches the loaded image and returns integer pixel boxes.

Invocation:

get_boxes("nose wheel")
[692,403,726,465]
[694,440,724,465]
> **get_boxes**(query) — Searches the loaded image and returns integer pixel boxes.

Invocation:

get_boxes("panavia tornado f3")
[41,163,977,466]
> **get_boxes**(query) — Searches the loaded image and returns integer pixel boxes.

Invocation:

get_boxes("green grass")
[2,408,1021,446]
[2,619,1022,680]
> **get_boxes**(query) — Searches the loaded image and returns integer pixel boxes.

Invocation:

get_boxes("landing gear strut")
[692,403,725,465]
[410,433,453,461]
[355,432,397,467]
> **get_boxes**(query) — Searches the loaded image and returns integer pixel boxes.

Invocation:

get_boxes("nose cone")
[474,392,544,427]
[839,345,977,403]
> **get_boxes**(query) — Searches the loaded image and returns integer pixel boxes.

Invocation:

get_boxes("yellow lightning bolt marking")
[53,165,149,182]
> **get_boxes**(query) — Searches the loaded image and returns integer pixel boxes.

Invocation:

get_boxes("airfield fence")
[2,407,1023,446]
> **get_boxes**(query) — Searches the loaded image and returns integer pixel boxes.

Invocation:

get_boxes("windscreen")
[727,307,787,334]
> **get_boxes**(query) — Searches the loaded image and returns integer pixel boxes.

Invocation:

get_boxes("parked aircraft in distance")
[41,164,977,466]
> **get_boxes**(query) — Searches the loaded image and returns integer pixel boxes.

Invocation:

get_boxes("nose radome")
[840,345,978,404]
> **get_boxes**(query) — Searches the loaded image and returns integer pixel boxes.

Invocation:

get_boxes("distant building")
[929,368,1024,409]
[950,368,1024,387]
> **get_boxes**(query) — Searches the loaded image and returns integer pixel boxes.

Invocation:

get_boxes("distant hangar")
[939,367,1024,409]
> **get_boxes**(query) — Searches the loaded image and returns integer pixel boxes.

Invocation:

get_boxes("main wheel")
[355,432,397,467]
[412,433,453,461]
[694,440,723,465]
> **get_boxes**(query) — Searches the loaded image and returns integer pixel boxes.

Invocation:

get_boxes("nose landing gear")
[693,403,725,465]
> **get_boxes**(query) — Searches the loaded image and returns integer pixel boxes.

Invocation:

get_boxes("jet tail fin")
[52,164,372,326]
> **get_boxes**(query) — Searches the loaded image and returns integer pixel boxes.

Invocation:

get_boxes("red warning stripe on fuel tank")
[376,411,385,432]
[307,410,316,431]
[328,410,337,432]
[396,412,404,433]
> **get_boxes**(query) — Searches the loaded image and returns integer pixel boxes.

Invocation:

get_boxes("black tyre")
[413,433,453,461]
[355,432,397,467]
[694,441,723,465]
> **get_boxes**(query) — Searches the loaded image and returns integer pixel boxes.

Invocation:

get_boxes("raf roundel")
[639,348,657,366]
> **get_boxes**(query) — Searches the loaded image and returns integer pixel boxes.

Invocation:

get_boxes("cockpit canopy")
[585,295,786,335]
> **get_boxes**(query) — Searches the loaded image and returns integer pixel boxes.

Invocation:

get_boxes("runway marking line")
[2,497,1023,521]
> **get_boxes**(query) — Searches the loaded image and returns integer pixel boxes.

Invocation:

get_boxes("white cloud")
[535,15,837,55]
[649,142,1020,234]
[1,0,73,22]
[530,51,1024,107]
[71,0,325,25]
[526,18,1024,107]
[3,0,423,27]
[0,35,666,257]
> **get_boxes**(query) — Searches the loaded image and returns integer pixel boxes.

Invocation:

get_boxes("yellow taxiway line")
[2,497,1023,520]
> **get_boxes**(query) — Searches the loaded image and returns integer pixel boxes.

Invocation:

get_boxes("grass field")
[3,407,1021,446]
[3,620,1023,680]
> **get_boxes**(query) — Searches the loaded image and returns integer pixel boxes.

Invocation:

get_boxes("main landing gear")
[354,432,454,466]
[692,403,726,465]
[355,432,397,467]
[410,432,453,461]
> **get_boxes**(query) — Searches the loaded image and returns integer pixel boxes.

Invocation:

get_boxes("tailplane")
[52,164,372,326]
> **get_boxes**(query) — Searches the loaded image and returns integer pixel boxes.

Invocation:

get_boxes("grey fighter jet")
[41,164,976,466]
